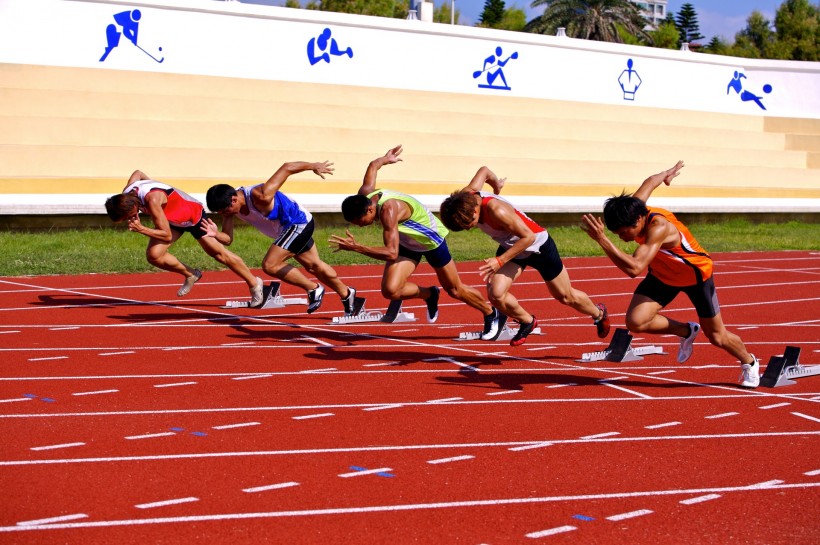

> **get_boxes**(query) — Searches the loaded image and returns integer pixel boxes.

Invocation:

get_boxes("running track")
[1,251,818,544]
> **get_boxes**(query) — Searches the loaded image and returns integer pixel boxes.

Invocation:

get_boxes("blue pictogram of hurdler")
[100,10,164,63]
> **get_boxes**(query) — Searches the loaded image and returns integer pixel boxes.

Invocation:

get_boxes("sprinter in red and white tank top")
[440,166,610,346]
[581,161,760,388]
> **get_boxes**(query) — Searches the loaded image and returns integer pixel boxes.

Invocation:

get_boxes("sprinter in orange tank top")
[580,161,760,388]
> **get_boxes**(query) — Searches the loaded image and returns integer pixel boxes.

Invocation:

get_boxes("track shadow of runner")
[436,372,693,391]
[33,294,147,308]
[110,312,239,324]
[304,345,505,369]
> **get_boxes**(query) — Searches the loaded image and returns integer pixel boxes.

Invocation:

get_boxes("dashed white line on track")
[581,432,620,439]
[338,468,393,478]
[30,442,85,451]
[792,412,820,423]
[645,422,681,429]
[231,374,273,380]
[16,514,88,526]
[804,469,820,476]
[509,442,552,452]
[0,330,20,334]
[292,413,334,420]
[211,422,261,430]
[28,356,68,362]
[647,370,675,375]
[705,412,739,419]
[72,389,119,396]
[487,390,521,396]
[124,432,176,440]
[606,509,653,521]
[426,397,463,403]
[680,494,721,505]
[362,404,404,411]
[98,351,135,356]
[242,482,299,493]
[0,398,31,403]
[760,402,791,409]
[526,525,577,538]
[427,455,474,464]
[153,382,197,388]
[135,497,199,509]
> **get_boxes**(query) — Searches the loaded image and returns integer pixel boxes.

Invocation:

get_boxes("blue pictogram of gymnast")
[727,71,773,110]
[99,10,164,63]
[618,58,642,101]
[473,46,518,90]
[307,28,353,65]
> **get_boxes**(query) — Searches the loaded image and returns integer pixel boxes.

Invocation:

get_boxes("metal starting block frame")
[331,299,416,325]
[221,281,308,309]
[455,325,543,342]
[577,328,666,363]
[760,346,818,387]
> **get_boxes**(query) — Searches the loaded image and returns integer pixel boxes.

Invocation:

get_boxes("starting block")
[760,346,819,388]
[330,299,416,325]
[221,281,308,309]
[577,328,666,363]
[455,324,543,342]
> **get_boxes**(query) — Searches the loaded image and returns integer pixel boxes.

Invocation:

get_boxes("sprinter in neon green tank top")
[331,145,505,339]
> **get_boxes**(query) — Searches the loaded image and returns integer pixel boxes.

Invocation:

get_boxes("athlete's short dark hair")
[341,194,371,222]
[439,190,480,232]
[205,184,237,213]
[104,193,141,222]
[602,191,649,231]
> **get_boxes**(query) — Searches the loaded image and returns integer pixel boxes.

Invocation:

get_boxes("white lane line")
[300,336,332,347]
[680,494,721,505]
[526,346,556,351]
[792,412,820,423]
[153,382,198,388]
[509,442,552,452]
[17,514,88,526]
[292,413,334,420]
[362,404,404,411]
[48,327,80,331]
[581,432,620,439]
[338,468,393,478]
[705,412,739,419]
[135,497,199,509]
[760,403,791,410]
[601,382,653,399]
[98,351,135,356]
[362,362,401,367]
[72,389,119,396]
[647,370,675,375]
[232,374,273,381]
[30,442,85,451]
[0,397,32,403]
[28,356,68,362]
[645,422,681,430]
[0,330,21,334]
[599,376,630,382]
[547,383,577,388]
[211,422,261,430]
[221,342,256,347]
[124,432,176,440]
[427,397,463,403]
[300,368,337,373]
[242,482,299,493]
[804,469,820,476]
[487,390,522,396]
[427,455,474,464]
[606,509,653,521]
[526,525,577,538]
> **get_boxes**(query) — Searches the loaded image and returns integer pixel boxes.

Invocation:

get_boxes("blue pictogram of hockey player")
[100,10,164,63]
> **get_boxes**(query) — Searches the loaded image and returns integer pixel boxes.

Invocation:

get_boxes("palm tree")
[526,0,648,43]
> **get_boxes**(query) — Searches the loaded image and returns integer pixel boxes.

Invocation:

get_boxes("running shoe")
[425,286,440,323]
[510,316,537,347]
[739,356,760,388]
[177,269,202,297]
[594,303,610,339]
[481,308,508,341]
[341,287,357,315]
[249,277,264,308]
[677,321,701,363]
[307,284,325,314]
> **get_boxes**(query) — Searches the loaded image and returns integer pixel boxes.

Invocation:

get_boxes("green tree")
[728,10,775,59]
[284,0,301,7]
[497,6,527,30]
[674,2,704,45]
[648,20,681,49]
[702,36,729,55]
[319,0,407,18]
[480,0,506,26]
[773,0,820,61]
[526,0,648,42]
[433,0,460,23]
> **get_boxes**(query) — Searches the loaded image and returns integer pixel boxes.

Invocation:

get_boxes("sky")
[234,0,785,42]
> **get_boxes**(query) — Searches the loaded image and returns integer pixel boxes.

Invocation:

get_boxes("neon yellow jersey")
[369,189,449,252]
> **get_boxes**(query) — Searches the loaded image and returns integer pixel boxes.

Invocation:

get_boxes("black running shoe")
[425,286,440,323]
[510,316,537,346]
[481,308,508,341]
[307,284,325,314]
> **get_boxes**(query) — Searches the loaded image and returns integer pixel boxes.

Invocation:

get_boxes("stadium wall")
[0,0,818,218]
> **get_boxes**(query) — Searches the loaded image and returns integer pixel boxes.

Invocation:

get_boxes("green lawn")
[2,219,818,277]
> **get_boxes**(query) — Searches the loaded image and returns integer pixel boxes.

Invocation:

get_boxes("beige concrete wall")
[1,63,818,212]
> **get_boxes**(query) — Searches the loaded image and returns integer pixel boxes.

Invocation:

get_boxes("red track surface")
[1,251,819,544]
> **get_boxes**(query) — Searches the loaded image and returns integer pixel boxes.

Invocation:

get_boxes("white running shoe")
[739,356,760,388]
[677,321,701,363]
[249,277,264,308]
[177,269,202,297]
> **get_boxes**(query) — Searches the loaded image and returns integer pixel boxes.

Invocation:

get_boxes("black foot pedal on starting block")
[329,297,416,324]
[379,299,416,323]
[577,328,665,363]
[760,346,818,387]
[221,281,308,309]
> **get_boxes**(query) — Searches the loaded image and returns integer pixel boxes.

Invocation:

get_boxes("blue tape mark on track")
[23,394,37,398]
[191,432,208,437]
[350,465,395,478]
[573,514,595,521]
[170,427,185,432]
